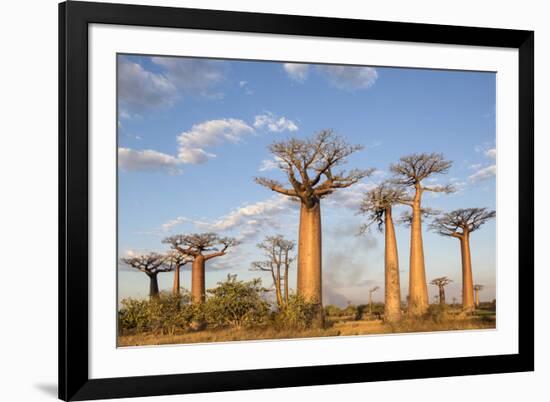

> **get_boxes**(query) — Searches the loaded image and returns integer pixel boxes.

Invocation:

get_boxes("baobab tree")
[390,153,454,315]
[474,284,484,308]
[251,235,296,309]
[165,250,192,296]
[430,277,453,305]
[162,233,239,303]
[121,252,170,299]
[368,286,380,315]
[430,208,495,312]
[255,130,371,323]
[359,184,408,323]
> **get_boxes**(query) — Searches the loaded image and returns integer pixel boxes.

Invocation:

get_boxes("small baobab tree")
[251,235,296,309]
[359,184,408,323]
[163,233,239,304]
[474,284,484,308]
[430,208,495,312]
[255,130,372,322]
[165,250,192,296]
[430,277,453,305]
[121,252,170,299]
[390,153,454,315]
[368,286,380,315]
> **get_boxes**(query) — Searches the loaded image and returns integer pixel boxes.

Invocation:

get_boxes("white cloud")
[161,216,188,232]
[118,147,182,174]
[469,147,496,182]
[259,157,282,172]
[118,56,224,113]
[254,112,298,132]
[239,81,248,87]
[194,195,297,240]
[317,65,378,91]
[150,57,224,91]
[468,165,496,182]
[283,63,309,82]
[118,58,178,112]
[177,118,255,164]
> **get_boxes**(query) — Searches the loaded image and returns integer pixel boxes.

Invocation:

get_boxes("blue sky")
[117,54,496,307]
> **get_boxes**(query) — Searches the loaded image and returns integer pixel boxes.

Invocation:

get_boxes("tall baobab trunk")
[297,201,323,323]
[460,231,475,312]
[438,285,446,305]
[172,264,181,296]
[384,207,402,323]
[408,184,429,316]
[191,255,206,304]
[148,273,160,299]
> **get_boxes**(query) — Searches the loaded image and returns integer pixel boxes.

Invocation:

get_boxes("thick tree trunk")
[149,273,159,299]
[460,232,475,312]
[172,264,181,295]
[191,255,206,304]
[297,200,323,325]
[439,286,446,305]
[408,185,428,316]
[384,207,402,323]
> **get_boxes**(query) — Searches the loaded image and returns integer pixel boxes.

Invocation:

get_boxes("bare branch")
[358,183,408,232]
[256,130,370,205]
[390,153,453,186]
[430,208,495,237]
[120,252,170,275]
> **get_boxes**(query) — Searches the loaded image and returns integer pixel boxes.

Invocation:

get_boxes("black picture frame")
[59,1,534,400]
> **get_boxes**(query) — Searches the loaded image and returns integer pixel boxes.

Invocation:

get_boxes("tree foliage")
[163,232,239,259]
[251,235,296,308]
[390,153,454,190]
[255,130,373,207]
[203,274,271,329]
[430,277,453,288]
[121,252,171,275]
[430,208,496,237]
[358,183,409,232]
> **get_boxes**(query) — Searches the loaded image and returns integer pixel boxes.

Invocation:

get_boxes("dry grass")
[118,311,495,347]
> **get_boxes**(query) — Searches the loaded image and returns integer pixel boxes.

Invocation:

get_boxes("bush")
[203,274,271,329]
[119,298,151,333]
[118,291,195,335]
[274,294,319,330]
[426,304,449,323]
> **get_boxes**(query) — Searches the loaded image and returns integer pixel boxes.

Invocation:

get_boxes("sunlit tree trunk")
[172,264,181,295]
[272,269,283,308]
[460,231,474,312]
[439,286,446,305]
[297,201,323,325]
[475,288,480,308]
[384,207,402,323]
[408,184,428,315]
[284,265,289,305]
[148,273,159,299]
[191,255,205,304]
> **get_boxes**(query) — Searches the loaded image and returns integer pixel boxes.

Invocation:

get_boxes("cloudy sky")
[117,54,496,307]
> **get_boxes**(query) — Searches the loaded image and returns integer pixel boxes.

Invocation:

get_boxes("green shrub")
[274,294,319,330]
[426,304,449,323]
[118,291,195,335]
[203,274,271,329]
[119,298,151,333]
